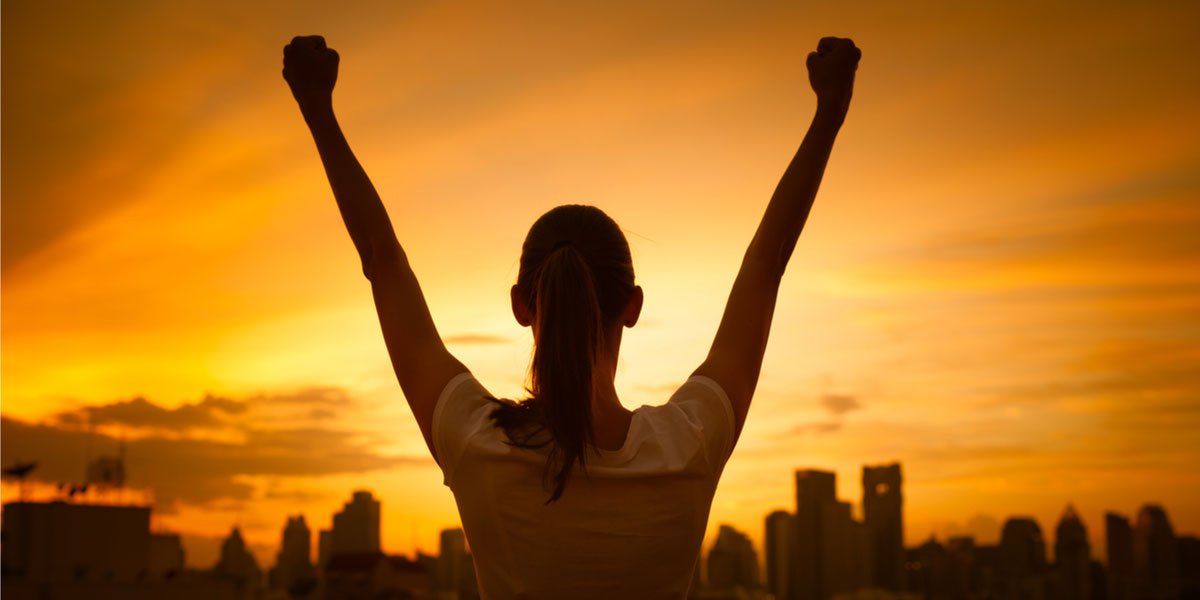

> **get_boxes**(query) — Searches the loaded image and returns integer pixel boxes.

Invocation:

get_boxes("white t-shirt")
[432,372,737,600]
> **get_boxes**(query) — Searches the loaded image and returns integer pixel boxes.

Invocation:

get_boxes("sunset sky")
[3,1,1199,568]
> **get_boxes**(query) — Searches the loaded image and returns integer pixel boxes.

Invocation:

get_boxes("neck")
[589,329,633,451]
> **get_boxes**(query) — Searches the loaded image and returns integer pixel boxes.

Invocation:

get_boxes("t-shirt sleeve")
[431,372,495,487]
[666,375,737,473]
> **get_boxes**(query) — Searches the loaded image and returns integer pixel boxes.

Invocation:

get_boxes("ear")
[511,285,533,327]
[621,285,644,328]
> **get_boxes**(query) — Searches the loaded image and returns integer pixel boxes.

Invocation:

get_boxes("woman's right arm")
[284,36,466,460]
[692,37,860,441]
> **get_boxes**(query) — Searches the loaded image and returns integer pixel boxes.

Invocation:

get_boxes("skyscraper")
[998,517,1046,600]
[862,463,904,591]
[215,526,262,599]
[270,515,315,594]
[1054,504,1091,600]
[707,524,759,592]
[331,490,381,555]
[1107,512,1134,600]
[439,527,475,594]
[792,469,860,600]
[765,510,794,599]
[317,528,333,571]
[1133,504,1180,600]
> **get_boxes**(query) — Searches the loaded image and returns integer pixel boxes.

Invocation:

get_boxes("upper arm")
[690,248,783,443]
[367,241,467,460]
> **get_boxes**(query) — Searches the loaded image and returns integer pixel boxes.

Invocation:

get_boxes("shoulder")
[432,373,498,473]
[659,376,736,470]
[665,377,734,427]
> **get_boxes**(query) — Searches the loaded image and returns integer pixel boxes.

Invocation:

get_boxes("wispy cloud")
[54,394,244,431]
[819,393,861,417]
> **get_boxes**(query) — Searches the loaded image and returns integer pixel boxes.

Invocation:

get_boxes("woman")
[283,34,859,599]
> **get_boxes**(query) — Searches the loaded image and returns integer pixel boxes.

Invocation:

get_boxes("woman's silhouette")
[284,34,859,599]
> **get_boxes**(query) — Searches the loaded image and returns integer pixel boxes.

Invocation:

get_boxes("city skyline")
[4,458,1196,578]
[3,0,1199,571]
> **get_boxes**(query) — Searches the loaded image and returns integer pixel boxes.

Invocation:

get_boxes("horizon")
[3,0,1199,574]
[2,461,1190,570]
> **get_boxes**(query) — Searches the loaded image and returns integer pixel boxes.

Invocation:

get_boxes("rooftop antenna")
[85,408,95,471]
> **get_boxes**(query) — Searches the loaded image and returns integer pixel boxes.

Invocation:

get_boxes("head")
[493,204,643,502]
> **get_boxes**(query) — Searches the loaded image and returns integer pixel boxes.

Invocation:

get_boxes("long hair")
[490,205,635,503]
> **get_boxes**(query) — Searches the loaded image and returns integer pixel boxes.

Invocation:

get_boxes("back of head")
[492,204,635,502]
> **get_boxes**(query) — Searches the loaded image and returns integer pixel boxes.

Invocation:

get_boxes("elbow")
[361,239,406,281]
[743,240,790,282]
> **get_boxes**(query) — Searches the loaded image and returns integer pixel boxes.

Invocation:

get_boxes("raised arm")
[692,37,860,440]
[283,36,465,459]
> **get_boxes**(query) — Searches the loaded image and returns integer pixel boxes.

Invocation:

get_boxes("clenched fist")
[283,35,339,111]
[807,37,860,119]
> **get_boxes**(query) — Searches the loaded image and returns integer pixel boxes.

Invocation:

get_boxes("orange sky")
[3,1,1199,568]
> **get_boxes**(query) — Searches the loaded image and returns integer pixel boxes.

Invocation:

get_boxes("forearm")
[746,105,844,274]
[301,102,401,277]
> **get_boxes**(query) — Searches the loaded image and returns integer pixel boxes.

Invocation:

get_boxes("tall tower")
[331,490,381,555]
[765,510,794,599]
[706,524,759,591]
[216,526,263,597]
[1054,504,1091,600]
[1133,504,1180,600]
[792,469,857,600]
[862,463,903,591]
[438,527,470,593]
[999,517,1046,599]
[1106,512,1134,600]
[271,515,314,593]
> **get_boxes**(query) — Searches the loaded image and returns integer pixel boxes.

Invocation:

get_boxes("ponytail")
[490,205,634,503]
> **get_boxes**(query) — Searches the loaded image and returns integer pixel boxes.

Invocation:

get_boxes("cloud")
[54,394,245,431]
[50,386,364,435]
[1,387,432,511]
[819,393,861,416]
[0,415,430,510]
[254,386,354,407]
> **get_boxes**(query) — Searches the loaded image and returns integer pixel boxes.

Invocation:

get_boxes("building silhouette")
[323,552,426,600]
[1178,535,1200,600]
[863,463,904,592]
[791,469,864,600]
[1107,512,1135,600]
[149,532,185,579]
[437,527,478,597]
[2,495,254,599]
[706,524,759,592]
[765,510,794,599]
[1054,505,1091,600]
[317,528,333,572]
[329,490,381,556]
[1,500,151,583]
[944,536,977,599]
[722,465,1200,600]
[1133,504,1180,600]
[997,517,1047,600]
[214,526,263,599]
[907,537,953,599]
[270,515,316,597]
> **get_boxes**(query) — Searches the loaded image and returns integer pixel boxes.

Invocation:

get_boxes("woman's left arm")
[283,35,465,460]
